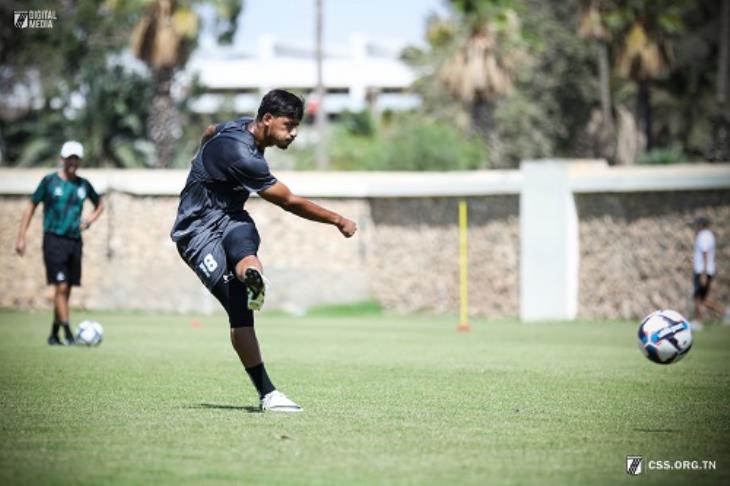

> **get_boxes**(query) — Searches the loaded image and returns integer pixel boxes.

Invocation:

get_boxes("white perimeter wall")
[1,161,729,321]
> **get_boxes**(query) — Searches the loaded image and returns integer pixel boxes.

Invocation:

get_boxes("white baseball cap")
[60,141,84,159]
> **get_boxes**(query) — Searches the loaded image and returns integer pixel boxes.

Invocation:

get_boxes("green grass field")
[1,308,729,485]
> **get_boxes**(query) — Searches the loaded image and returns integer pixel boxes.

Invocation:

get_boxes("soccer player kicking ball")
[171,89,356,412]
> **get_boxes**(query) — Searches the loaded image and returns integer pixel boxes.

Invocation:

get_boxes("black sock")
[245,363,276,399]
[61,321,73,339]
[51,322,60,339]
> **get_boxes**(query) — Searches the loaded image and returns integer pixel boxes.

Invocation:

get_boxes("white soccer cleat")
[243,268,268,311]
[260,390,303,413]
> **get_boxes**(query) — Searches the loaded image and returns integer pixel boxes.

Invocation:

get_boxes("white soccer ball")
[75,320,104,346]
[637,310,692,364]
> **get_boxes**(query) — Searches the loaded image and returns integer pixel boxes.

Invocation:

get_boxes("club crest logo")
[56,271,66,282]
[77,186,86,199]
[626,455,643,476]
[14,11,28,28]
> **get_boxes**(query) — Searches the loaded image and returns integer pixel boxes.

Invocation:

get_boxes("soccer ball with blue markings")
[637,310,692,364]
[75,320,104,346]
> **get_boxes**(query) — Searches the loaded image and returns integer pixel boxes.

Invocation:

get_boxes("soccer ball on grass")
[637,310,692,365]
[75,320,104,346]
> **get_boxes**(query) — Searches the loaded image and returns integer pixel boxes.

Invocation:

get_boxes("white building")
[185,34,421,116]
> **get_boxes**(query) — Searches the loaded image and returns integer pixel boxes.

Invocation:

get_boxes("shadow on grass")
[187,403,261,413]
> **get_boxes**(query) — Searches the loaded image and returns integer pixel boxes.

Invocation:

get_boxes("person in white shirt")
[692,217,722,327]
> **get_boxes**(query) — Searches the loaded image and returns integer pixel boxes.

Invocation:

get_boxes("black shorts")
[177,216,260,328]
[43,232,82,286]
[693,273,714,299]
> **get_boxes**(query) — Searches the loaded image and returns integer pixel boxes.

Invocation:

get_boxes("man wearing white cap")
[690,216,724,329]
[15,141,104,345]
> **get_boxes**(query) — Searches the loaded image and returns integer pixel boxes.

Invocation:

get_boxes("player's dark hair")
[694,216,711,228]
[257,89,304,121]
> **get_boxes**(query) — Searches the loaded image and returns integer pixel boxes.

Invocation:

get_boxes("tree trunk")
[718,0,729,107]
[471,98,501,167]
[149,67,181,167]
[708,0,730,161]
[596,40,615,160]
[615,104,644,165]
[471,98,494,139]
[637,79,652,152]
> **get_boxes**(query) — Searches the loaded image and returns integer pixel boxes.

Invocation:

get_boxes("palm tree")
[130,0,197,167]
[614,10,674,152]
[438,1,524,160]
[439,23,511,135]
[577,0,615,158]
[131,0,199,167]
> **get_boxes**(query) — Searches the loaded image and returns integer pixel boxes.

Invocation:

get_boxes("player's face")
[62,156,80,176]
[266,115,299,149]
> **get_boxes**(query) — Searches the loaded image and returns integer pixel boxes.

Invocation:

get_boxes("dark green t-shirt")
[32,172,100,239]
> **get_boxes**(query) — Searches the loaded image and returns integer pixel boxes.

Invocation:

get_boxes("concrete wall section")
[520,161,580,321]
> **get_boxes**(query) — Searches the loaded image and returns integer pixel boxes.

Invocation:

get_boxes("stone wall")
[369,196,520,316]
[0,192,373,314]
[1,180,727,320]
[0,191,519,317]
[577,190,730,319]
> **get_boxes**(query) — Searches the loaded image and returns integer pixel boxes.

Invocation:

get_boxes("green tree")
[496,0,598,164]
[408,0,599,168]
[0,0,241,167]
[0,0,151,166]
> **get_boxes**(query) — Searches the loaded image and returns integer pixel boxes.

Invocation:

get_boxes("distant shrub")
[339,110,375,137]
[368,117,489,171]
[301,113,489,171]
[636,148,686,165]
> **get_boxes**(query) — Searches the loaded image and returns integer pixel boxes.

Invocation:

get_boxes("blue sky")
[233,0,448,47]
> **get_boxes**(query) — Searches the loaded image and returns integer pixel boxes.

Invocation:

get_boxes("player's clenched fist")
[337,217,357,238]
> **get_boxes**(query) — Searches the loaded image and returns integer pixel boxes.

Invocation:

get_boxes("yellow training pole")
[457,199,471,331]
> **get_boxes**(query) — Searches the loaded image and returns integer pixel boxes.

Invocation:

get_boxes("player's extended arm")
[81,199,104,231]
[259,181,357,237]
[15,201,38,256]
